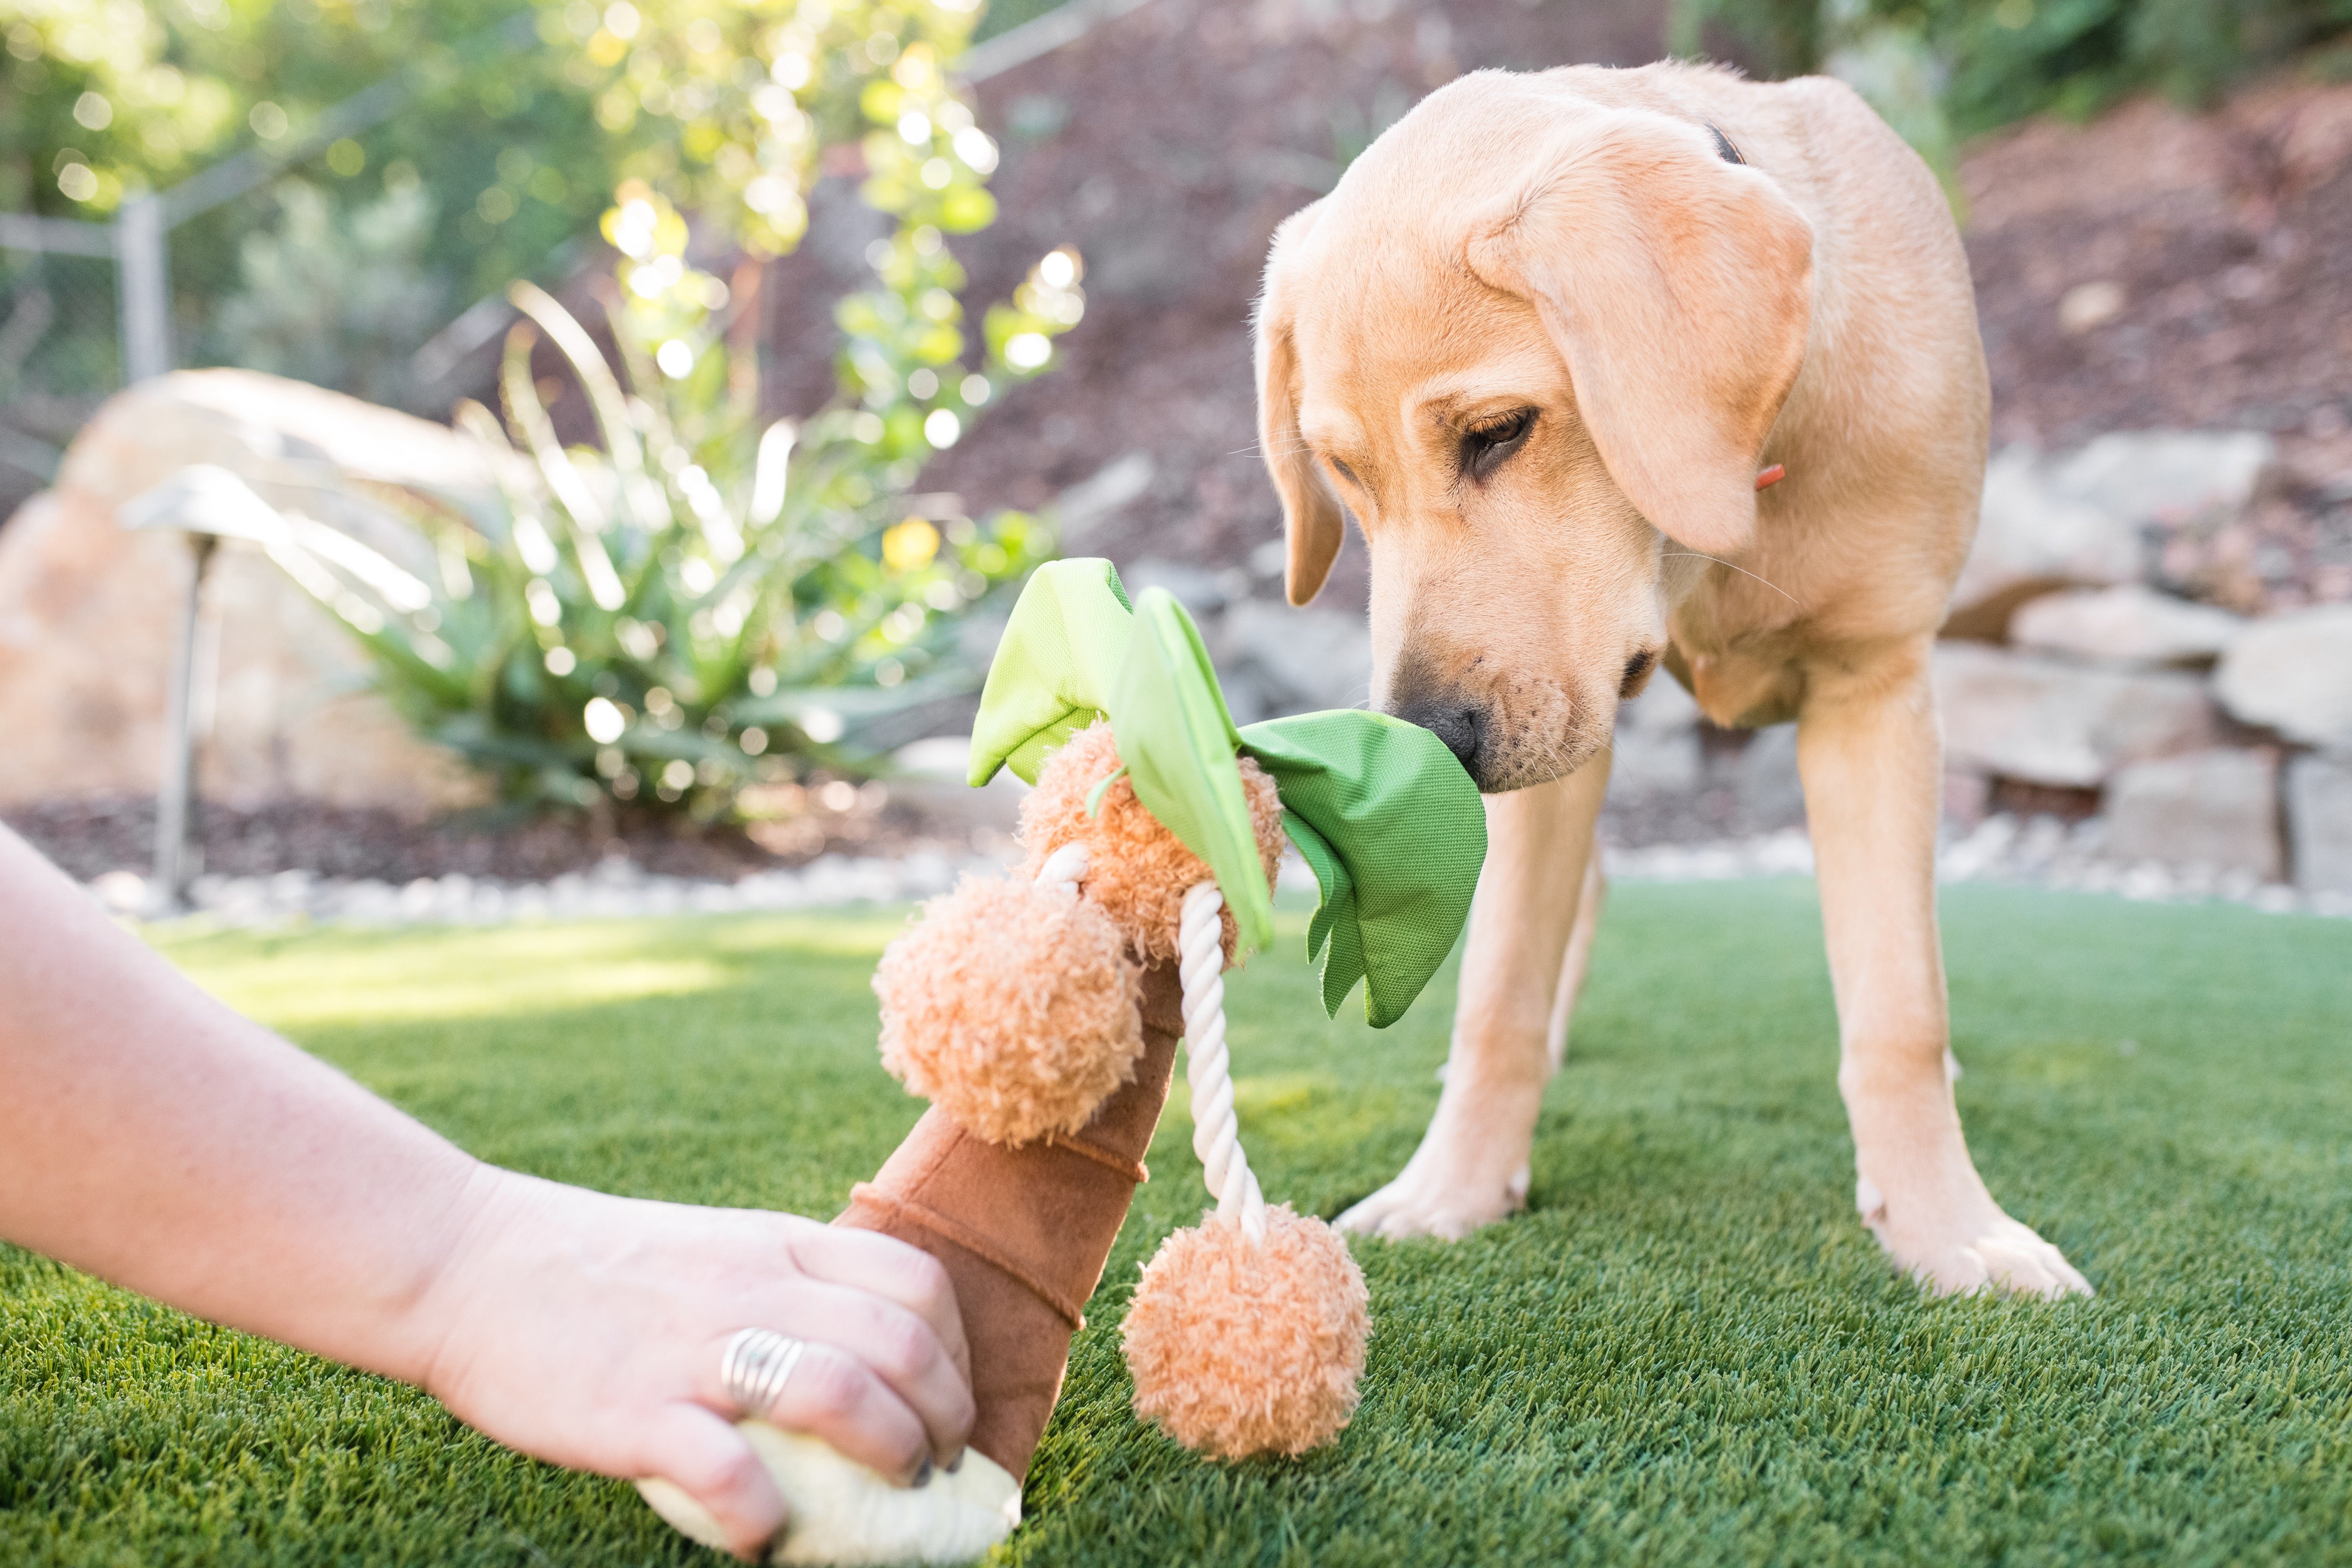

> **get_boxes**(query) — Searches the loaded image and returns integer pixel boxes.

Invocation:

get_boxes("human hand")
[408,1167,973,1560]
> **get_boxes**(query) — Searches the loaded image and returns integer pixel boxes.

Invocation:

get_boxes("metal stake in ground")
[154,533,217,912]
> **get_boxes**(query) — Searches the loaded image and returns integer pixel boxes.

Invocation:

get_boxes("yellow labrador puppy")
[1255,62,2089,1296]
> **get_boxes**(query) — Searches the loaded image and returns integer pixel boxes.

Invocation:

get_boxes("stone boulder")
[1608,673,1704,796]
[0,370,496,811]
[1213,597,1374,723]
[1734,723,1806,827]
[1933,641,2219,787]
[2213,606,2352,750]
[1947,430,2273,639]
[1124,555,1237,615]
[2009,584,2246,667]
[2103,748,2281,880]
[887,735,1027,835]
[1052,451,1156,554]
[2285,755,2352,895]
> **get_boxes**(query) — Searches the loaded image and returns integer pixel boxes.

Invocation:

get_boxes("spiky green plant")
[221,1,1088,816]
[269,197,1076,814]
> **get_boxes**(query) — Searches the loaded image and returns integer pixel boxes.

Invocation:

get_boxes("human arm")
[0,825,971,1558]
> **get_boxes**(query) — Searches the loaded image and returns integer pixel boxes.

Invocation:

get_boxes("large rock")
[887,735,1027,835]
[2213,606,2352,750]
[1933,641,2219,787]
[1052,451,1155,554]
[1948,430,2273,638]
[2103,748,2281,879]
[1734,723,1806,827]
[1123,555,1235,615]
[1608,674,1704,796]
[2285,755,2352,895]
[1213,597,1373,722]
[0,370,495,811]
[2008,584,2246,667]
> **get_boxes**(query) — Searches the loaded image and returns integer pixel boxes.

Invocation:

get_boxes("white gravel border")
[91,850,1005,930]
[1609,812,2351,918]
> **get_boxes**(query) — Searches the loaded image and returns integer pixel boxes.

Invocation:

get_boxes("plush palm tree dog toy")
[640,561,1486,1563]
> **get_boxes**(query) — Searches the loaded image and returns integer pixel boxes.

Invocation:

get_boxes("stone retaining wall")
[1929,430,2351,895]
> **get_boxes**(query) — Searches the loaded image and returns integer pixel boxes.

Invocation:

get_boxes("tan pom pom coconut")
[874,874,1143,1146]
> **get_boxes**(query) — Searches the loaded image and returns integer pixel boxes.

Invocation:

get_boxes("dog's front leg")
[1798,640,2090,1297]
[1337,756,1609,1241]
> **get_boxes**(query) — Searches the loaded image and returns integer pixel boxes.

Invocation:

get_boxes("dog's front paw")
[1855,1175,2091,1298]
[1336,1152,1528,1242]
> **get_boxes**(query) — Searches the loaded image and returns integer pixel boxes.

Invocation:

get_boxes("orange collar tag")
[1754,463,1786,491]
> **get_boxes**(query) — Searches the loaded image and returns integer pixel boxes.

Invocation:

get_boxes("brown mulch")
[1963,78,2352,611]
[3,788,972,885]
[1964,80,2352,447]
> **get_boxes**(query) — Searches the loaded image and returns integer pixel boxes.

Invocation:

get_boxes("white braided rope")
[1034,840,1089,895]
[1177,880,1266,1242]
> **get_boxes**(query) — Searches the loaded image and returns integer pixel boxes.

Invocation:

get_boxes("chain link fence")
[0,15,547,524]
[0,181,450,523]
[0,215,124,516]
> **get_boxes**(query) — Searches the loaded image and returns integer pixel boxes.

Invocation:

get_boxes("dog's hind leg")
[1798,637,2090,1298]
[1338,754,1609,1242]
[1545,855,1607,1075]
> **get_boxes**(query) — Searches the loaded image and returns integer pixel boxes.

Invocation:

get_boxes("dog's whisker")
[1660,552,1805,610]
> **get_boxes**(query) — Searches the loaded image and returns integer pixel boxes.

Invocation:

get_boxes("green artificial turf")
[3,882,2348,1565]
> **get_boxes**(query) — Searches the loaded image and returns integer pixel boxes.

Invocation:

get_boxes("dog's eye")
[1329,457,1361,488]
[1461,410,1534,481]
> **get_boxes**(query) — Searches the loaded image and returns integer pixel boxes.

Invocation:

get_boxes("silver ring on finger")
[720,1327,808,1420]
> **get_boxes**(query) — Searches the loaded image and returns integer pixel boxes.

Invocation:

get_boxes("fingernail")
[945,1451,964,1475]
[910,1457,933,1489]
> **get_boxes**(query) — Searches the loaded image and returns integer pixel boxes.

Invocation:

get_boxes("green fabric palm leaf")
[1240,712,1486,1027]
[967,558,1135,787]
[963,558,1486,1025]
[1109,589,1273,959]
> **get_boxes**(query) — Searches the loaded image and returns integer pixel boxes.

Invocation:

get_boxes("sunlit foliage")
[283,231,1073,812]
[4,0,1088,813]
[1,0,605,309]
[1673,0,2352,138]
[0,0,1028,348]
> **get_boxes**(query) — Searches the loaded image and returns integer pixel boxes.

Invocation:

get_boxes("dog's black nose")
[1392,699,1482,772]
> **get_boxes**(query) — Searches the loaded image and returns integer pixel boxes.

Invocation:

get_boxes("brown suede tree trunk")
[833,961,1181,1480]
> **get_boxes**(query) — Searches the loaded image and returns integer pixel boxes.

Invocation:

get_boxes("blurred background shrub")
[206,178,449,411]
[0,0,1035,428]
[277,30,1083,815]
[1674,0,2352,140]
[2,2,615,333]
[313,199,1074,815]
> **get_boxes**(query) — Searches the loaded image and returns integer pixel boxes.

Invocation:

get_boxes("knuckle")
[941,1384,976,1444]
[901,1250,953,1310]
[707,1445,767,1500]
[672,1434,763,1500]
[797,1349,866,1420]
[870,1310,935,1383]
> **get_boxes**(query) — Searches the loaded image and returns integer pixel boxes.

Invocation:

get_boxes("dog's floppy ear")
[1255,202,1346,605]
[1464,108,1812,558]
